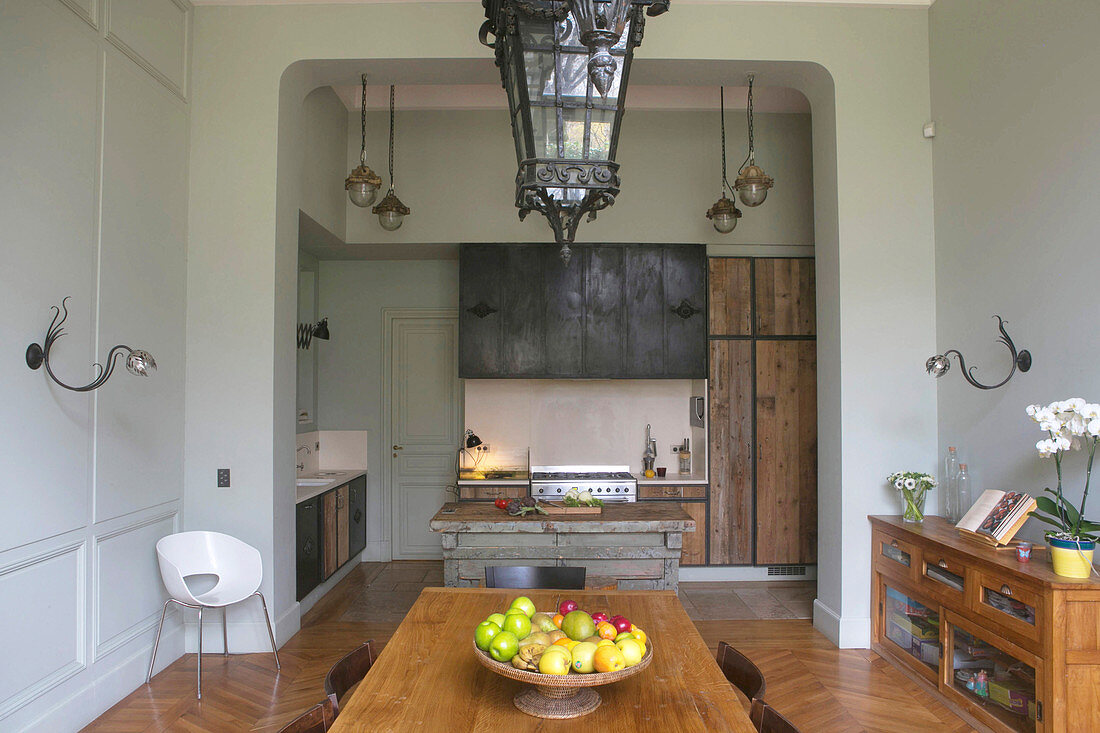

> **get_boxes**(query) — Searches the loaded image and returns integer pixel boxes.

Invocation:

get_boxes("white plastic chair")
[146,531,281,698]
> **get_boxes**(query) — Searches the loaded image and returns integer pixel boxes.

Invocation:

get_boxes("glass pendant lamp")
[705,86,743,234]
[734,74,774,207]
[373,85,410,231]
[345,74,382,207]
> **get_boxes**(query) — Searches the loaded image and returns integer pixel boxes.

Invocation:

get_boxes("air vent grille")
[767,565,807,577]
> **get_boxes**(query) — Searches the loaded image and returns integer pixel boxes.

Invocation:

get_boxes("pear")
[530,612,558,633]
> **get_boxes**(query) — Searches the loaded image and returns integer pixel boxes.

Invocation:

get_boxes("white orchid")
[1089,419,1100,438]
[1027,398,1100,541]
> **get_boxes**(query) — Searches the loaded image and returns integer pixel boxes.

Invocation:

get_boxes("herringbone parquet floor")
[82,562,978,732]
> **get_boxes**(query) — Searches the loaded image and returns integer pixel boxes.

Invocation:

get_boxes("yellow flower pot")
[1049,537,1096,579]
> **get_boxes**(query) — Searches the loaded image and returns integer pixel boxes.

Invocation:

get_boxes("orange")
[554,638,579,652]
[630,628,647,647]
[596,621,617,640]
[552,613,564,629]
[593,645,626,673]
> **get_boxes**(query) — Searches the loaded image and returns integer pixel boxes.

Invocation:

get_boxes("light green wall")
[187,0,936,648]
[316,260,460,559]
[344,109,815,246]
[1,0,190,728]
[301,87,348,239]
[930,0,1100,536]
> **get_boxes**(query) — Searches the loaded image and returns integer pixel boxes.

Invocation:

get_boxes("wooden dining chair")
[324,640,377,716]
[278,699,334,733]
[757,702,802,733]
[716,640,767,727]
[484,565,586,589]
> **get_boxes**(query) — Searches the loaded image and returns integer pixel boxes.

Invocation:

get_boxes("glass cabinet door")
[948,621,1039,732]
[882,584,940,675]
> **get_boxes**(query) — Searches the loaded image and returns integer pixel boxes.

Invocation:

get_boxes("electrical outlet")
[478,444,491,452]
[217,468,230,488]
[671,445,680,454]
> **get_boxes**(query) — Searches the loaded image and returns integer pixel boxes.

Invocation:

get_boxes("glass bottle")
[956,464,973,517]
[944,446,960,521]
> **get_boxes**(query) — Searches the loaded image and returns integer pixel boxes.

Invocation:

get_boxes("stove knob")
[556,487,563,493]
[537,488,544,494]
[615,487,621,493]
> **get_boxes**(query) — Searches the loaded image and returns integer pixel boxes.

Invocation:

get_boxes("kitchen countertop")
[295,469,367,504]
[456,478,528,486]
[457,472,708,486]
[429,501,696,533]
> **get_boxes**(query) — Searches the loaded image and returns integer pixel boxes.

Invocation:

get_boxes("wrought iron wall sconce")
[26,297,156,392]
[297,318,330,349]
[925,315,1032,390]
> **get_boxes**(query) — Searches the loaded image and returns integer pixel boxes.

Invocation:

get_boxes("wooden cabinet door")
[459,244,503,377]
[708,339,753,565]
[708,258,752,336]
[755,258,816,336]
[681,502,707,566]
[584,245,625,377]
[337,484,350,567]
[755,340,817,564]
[500,245,545,375]
[662,244,707,377]
[348,475,367,559]
[296,499,322,601]
[322,490,338,579]
[542,245,584,377]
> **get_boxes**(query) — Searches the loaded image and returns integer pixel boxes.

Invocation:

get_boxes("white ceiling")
[333,83,812,113]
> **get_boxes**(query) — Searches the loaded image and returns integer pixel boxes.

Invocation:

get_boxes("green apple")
[489,631,519,662]
[509,596,536,618]
[614,632,635,643]
[474,621,502,651]
[502,611,532,639]
[486,613,506,628]
[570,641,598,673]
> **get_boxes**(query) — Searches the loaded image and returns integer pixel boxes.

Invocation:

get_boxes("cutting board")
[540,501,602,515]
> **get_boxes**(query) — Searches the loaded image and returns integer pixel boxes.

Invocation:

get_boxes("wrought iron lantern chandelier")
[734,74,774,207]
[705,86,743,234]
[480,0,670,263]
[345,74,382,208]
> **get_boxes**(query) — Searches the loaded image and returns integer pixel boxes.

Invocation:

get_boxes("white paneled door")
[387,312,459,559]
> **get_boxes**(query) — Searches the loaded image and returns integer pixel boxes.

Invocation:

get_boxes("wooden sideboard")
[870,515,1100,732]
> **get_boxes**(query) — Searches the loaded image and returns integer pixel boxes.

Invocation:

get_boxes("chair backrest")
[716,641,766,725]
[324,640,376,716]
[155,531,263,605]
[484,565,586,589]
[758,702,801,733]
[278,699,334,733]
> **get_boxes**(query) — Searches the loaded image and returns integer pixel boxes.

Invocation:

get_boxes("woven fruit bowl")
[473,639,652,719]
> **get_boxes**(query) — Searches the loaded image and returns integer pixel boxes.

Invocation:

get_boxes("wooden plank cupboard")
[459,243,707,379]
[871,515,1100,732]
[296,475,367,601]
[708,257,817,567]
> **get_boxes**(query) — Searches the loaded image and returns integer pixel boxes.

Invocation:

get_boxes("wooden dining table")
[328,588,756,732]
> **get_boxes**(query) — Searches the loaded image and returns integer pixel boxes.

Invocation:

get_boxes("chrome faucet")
[296,445,311,472]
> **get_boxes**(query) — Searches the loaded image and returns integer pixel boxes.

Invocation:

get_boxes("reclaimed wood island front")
[429,502,696,591]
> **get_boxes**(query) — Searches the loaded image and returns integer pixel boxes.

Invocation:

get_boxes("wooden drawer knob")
[1000,584,1013,596]
[938,559,948,569]
[891,540,899,549]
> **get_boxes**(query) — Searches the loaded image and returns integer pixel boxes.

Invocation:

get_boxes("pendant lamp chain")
[388,84,395,188]
[345,73,382,207]
[360,74,368,166]
[745,75,756,166]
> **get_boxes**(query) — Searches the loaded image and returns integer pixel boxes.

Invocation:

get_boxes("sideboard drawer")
[973,571,1042,648]
[918,549,969,602]
[873,529,920,582]
[639,485,707,499]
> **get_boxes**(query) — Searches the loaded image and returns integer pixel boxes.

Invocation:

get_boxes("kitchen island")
[429,502,695,591]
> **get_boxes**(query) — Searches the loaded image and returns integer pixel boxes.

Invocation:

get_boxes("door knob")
[393,445,403,450]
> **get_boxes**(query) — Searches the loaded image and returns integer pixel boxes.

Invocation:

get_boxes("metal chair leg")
[254,591,281,670]
[197,605,203,700]
[146,599,172,683]
[223,606,229,656]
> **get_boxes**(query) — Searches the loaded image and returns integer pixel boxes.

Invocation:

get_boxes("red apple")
[558,599,578,615]
[590,612,609,624]
[612,616,632,634]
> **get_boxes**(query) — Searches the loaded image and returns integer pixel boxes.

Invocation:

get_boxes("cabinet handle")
[938,558,948,569]
[1000,584,1013,596]
[671,299,701,319]
[890,540,899,549]
[664,487,679,497]
[466,302,498,319]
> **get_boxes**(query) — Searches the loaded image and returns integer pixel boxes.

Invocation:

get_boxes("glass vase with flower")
[887,471,937,523]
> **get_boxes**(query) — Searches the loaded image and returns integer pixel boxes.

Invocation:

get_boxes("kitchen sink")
[296,479,331,487]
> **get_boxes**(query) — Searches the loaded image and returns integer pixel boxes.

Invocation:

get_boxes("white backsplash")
[464,380,706,475]
[296,430,369,475]
[296,431,320,475]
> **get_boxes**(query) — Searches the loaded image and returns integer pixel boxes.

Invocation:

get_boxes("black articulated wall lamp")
[297,318,330,350]
[925,315,1032,390]
[26,297,156,392]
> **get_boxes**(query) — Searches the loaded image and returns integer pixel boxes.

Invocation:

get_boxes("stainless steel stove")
[529,465,638,502]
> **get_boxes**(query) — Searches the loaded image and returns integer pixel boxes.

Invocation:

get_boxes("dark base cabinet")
[296,475,368,602]
[296,499,322,601]
[459,243,707,379]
